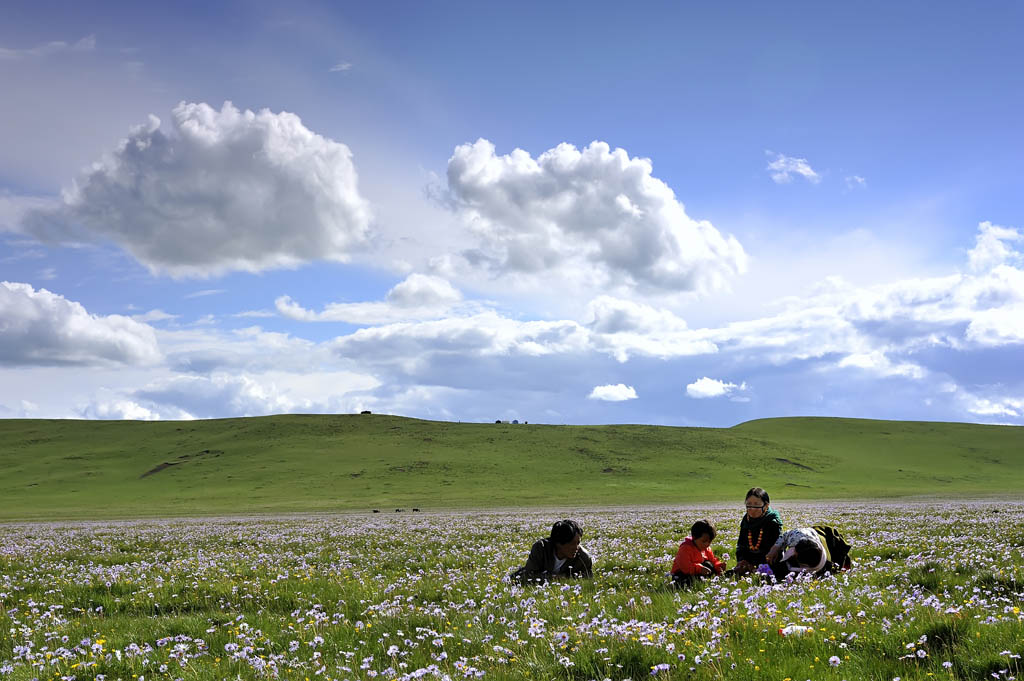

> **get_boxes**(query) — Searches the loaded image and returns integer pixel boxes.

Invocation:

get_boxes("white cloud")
[836,351,925,379]
[184,289,225,299]
[968,399,1019,417]
[967,221,1021,273]
[21,101,372,277]
[766,151,821,184]
[0,35,95,60]
[132,309,179,323]
[87,370,380,419]
[329,62,353,72]
[0,398,40,418]
[587,383,638,401]
[686,376,747,399]
[844,175,867,190]
[965,303,1024,345]
[387,273,462,307]
[81,398,164,421]
[959,389,1024,420]
[331,312,591,371]
[442,139,747,295]
[585,295,689,334]
[296,222,1024,409]
[0,194,56,232]
[233,309,276,318]
[277,273,466,324]
[585,295,716,362]
[0,281,161,366]
[160,325,329,374]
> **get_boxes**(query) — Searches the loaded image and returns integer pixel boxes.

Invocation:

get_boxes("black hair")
[795,539,822,566]
[550,519,582,545]
[745,487,770,505]
[690,519,716,541]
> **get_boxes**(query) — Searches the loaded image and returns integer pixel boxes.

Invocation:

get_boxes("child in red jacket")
[672,519,726,587]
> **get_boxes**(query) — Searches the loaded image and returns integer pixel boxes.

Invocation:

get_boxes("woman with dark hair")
[732,487,783,576]
[511,519,593,585]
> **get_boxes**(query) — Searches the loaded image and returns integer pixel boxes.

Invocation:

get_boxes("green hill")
[1,414,1021,520]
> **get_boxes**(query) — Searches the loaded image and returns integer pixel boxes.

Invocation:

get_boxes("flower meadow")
[1,503,1022,681]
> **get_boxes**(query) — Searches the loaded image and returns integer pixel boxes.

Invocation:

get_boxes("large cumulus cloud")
[441,139,747,295]
[22,101,371,277]
[0,281,161,365]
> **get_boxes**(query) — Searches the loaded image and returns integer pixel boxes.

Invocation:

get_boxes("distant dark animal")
[361,410,372,414]
[395,508,404,512]
[412,508,420,512]
[372,509,380,513]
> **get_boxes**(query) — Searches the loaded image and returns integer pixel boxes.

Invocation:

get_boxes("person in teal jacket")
[733,487,783,576]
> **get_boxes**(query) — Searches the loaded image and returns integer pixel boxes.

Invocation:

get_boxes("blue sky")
[2,1,1023,426]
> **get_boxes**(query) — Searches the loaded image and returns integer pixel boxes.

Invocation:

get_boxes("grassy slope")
[1,414,1022,520]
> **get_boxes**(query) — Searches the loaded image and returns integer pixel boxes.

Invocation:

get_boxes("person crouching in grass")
[671,519,726,587]
[511,519,593,585]
[765,525,852,579]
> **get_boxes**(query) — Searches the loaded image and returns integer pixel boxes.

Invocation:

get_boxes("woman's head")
[744,487,770,518]
[550,519,583,560]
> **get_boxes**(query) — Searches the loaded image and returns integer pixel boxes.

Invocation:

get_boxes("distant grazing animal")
[372,509,380,513]
[412,508,420,512]
[395,508,404,512]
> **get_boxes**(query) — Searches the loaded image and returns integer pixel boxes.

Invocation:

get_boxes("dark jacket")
[511,538,593,584]
[736,508,783,565]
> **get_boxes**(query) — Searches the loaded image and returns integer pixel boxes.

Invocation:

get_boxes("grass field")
[2,415,1024,520]
[1,503,1021,681]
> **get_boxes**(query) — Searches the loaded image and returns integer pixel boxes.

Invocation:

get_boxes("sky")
[1,1,1023,427]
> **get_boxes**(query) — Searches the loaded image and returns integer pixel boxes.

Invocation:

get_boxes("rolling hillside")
[1,414,1022,520]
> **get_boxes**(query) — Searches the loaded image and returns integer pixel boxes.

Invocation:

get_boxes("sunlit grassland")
[3,415,1024,520]
[1,503,1022,680]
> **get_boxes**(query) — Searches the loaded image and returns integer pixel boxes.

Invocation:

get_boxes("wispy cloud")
[0,35,95,60]
[233,309,276,318]
[132,309,178,323]
[766,151,821,184]
[845,175,867,190]
[184,289,226,299]
[329,62,353,72]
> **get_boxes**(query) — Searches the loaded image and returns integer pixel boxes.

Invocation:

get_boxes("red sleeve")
[707,548,725,574]
[671,542,704,575]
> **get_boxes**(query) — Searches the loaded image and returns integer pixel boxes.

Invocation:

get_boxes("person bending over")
[511,519,593,585]
[765,525,852,579]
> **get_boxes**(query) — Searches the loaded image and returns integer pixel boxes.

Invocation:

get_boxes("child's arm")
[708,548,726,574]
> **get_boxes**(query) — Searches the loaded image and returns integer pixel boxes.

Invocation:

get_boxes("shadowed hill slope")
[1,414,1022,520]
